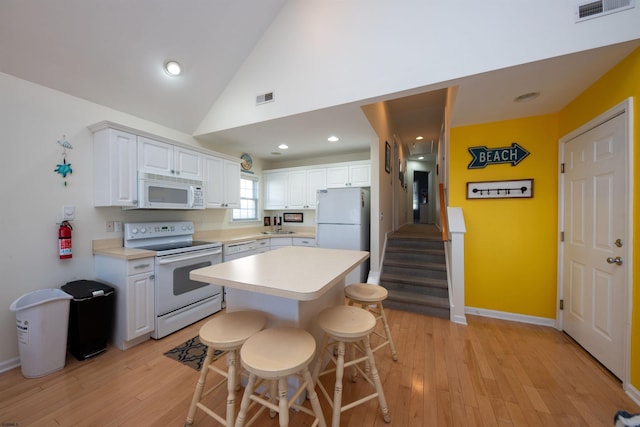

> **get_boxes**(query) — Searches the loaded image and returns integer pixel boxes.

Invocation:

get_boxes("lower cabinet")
[269,236,316,250]
[94,255,155,350]
[256,239,270,253]
[270,237,292,250]
[293,237,316,247]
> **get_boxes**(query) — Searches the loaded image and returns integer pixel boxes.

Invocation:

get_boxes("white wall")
[196,0,640,135]
[0,73,249,369]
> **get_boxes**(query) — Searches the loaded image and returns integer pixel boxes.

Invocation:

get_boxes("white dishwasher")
[223,240,258,262]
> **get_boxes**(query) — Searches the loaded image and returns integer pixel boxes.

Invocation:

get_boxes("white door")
[562,111,628,379]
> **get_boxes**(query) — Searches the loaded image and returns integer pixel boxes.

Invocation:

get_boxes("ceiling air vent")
[256,91,274,105]
[576,0,634,22]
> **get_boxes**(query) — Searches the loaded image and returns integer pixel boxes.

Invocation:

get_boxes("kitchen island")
[189,246,369,340]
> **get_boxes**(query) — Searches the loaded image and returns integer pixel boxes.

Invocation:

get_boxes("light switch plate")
[62,205,76,220]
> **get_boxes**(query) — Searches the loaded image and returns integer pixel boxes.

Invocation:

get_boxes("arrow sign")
[467,142,530,169]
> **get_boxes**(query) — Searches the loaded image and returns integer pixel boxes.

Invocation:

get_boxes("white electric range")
[124,221,222,338]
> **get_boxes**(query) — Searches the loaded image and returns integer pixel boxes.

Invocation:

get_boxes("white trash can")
[9,288,73,378]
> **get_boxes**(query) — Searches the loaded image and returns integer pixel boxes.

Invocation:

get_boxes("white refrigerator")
[316,187,370,285]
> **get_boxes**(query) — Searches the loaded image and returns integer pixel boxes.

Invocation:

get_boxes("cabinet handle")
[134,264,151,269]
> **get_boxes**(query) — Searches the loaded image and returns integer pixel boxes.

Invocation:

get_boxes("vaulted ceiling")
[2,1,639,162]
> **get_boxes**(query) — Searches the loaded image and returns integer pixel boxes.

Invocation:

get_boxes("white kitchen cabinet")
[92,127,138,207]
[305,169,327,208]
[265,168,326,209]
[94,255,155,350]
[326,161,370,188]
[204,155,240,208]
[286,170,306,208]
[287,168,326,209]
[270,237,293,249]
[138,136,203,180]
[293,237,316,247]
[264,171,288,209]
[256,239,270,253]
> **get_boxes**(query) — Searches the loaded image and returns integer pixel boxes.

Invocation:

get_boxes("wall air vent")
[576,0,634,22]
[256,91,274,105]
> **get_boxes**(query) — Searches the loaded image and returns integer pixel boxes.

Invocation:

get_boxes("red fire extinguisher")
[58,221,73,259]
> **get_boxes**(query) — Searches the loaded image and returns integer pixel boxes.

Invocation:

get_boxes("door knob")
[606,256,623,266]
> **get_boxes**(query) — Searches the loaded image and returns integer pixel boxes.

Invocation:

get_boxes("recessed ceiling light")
[418,156,424,160]
[278,144,289,150]
[164,60,182,76]
[327,136,339,142]
[514,91,540,103]
[416,136,424,140]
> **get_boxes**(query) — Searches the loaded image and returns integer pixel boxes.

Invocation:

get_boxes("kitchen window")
[232,175,259,221]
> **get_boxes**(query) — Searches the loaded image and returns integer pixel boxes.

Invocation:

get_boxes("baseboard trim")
[0,357,20,374]
[625,384,640,406]
[465,306,556,327]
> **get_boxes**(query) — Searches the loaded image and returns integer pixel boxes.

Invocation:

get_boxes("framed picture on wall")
[385,141,391,173]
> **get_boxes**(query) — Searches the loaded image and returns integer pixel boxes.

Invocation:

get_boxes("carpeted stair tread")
[385,246,444,256]
[383,258,447,271]
[380,224,450,319]
[380,273,448,289]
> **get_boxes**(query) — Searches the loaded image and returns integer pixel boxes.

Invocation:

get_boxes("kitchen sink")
[261,231,295,235]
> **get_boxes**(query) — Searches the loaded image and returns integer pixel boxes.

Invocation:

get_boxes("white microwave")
[135,173,205,210]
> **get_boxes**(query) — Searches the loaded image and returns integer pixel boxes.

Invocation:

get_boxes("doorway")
[413,170,430,224]
[559,99,632,383]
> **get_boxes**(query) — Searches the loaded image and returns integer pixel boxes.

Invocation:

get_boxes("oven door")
[155,248,222,316]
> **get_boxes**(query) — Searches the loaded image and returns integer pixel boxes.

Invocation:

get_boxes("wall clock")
[240,153,253,171]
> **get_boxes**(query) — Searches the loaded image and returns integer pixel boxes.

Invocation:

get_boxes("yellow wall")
[450,114,559,319]
[559,46,640,389]
[449,46,639,389]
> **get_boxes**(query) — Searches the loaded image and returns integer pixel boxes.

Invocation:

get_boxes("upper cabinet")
[264,169,326,210]
[93,128,138,207]
[263,161,368,210]
[91,121,240,209]
[204,155,241,208]
[287,168,326,209]
[137,136,202,181]
[326,161,370,188]
[264,171,288,210]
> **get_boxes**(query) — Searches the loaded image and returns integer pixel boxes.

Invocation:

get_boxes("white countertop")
[92,230,315,259]
[190,246,369,301]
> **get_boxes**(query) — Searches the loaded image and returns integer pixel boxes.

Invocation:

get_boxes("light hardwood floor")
[1,308,638,426]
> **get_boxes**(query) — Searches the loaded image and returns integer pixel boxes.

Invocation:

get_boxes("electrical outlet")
[114,221,123,232]
[106,221,114,232]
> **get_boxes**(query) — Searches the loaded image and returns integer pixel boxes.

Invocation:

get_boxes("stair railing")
[446,207,467,325]
[439,183,448,241]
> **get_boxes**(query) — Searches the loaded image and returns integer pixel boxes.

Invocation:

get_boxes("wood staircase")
[379,224,450,319]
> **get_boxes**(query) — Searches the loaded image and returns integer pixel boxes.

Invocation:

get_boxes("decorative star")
[54,158,73,178]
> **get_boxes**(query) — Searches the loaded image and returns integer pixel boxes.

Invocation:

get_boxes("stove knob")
[140,227,147,234]
[131,227,138,234]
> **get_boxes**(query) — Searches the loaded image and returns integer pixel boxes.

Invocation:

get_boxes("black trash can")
[61,280,115,360]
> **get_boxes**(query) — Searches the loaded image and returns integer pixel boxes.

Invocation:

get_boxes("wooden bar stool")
[312,305,391,427]
[185,310,267,427]
[345,283,398,361]
[234,327,326,427]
